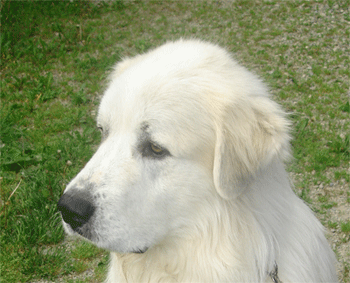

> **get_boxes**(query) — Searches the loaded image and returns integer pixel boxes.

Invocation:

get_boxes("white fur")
[62,39,337,282]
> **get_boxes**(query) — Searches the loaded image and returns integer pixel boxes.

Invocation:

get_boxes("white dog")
[58,39,337,282]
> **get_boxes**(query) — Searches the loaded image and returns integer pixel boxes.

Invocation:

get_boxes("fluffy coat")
[58,39,337,282]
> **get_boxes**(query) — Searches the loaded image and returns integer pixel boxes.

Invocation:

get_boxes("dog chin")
[63,220,149,254]
[87,235,150,255]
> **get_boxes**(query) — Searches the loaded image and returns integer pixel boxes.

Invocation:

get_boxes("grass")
[1,0,349,282]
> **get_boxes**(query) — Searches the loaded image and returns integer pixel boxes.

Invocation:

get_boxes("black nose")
[57,191,95,230]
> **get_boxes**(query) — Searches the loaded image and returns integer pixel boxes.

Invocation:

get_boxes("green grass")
[341,222,350,234]
[1,0,349,282]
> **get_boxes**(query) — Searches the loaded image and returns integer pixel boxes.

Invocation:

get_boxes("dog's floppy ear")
[213,97,291,200]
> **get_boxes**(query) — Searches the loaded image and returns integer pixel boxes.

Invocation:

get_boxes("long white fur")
[63,39,337,282]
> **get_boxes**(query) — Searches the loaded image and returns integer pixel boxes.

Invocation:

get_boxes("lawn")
[1,1,349,282]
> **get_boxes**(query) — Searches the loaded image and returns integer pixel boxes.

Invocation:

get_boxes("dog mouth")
[132,247,148,254]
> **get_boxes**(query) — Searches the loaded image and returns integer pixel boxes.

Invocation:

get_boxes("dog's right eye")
[150,143,166,156]
[140,141,170,159]
[97,126,103,133]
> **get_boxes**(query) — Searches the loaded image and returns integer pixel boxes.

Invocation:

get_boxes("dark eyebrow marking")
[138,122,151,143]
[140,122,150,132]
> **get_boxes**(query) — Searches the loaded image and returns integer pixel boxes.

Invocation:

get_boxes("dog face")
[58,40,290,254]
[58,41,220,253]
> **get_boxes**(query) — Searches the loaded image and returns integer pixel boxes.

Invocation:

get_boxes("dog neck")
[106,193,280,283]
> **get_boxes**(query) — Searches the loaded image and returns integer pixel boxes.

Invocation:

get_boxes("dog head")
[57,39,290,253]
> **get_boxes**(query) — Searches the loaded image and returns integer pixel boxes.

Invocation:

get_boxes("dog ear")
[213,98,291,200]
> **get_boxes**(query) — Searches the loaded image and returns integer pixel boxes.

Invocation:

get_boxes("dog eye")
[97,126,103,133]
[138,139,170,159]
[150,143,165,155]
[140,141,169,159]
